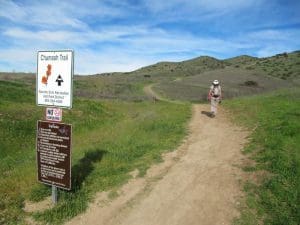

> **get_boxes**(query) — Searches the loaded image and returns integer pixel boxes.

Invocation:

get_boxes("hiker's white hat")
[213,80,219,85]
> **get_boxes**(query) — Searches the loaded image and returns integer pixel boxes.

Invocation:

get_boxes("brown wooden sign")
[36,120,72,190]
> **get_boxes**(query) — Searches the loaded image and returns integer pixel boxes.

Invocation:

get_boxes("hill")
[139,51,299,102]
[1,50,299,103]
[90,51,300,102]
[153,67,293,102]
[133,56,225,78]
[223,51,300,81]
[224,55,259,65]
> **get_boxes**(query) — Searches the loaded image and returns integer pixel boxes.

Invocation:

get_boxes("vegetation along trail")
[67,97,249,225]
[143,84,182,104]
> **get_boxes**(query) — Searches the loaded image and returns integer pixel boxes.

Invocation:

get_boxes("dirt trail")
[67,101,249,225]
[143,84,163,100]
[143,84,183,104]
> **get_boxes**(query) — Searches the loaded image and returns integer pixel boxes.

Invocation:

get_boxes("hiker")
[207,80,222,117]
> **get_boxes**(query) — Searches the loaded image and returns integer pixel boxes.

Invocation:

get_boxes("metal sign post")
[52,185,58,204]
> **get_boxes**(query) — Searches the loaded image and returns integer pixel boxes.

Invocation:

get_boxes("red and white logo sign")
[45,108,62,122]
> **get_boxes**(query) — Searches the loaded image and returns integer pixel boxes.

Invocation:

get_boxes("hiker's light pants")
[211,97,220,115]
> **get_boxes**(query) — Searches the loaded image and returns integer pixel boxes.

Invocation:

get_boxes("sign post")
[36,50,74,204]
[52,186,58,204]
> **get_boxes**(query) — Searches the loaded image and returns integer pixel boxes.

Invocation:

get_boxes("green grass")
[154,67,293,102]
[74,75,149,101]
[134,56,225,78]
[0,80,191,224]
[225,51,300,81]
[224,88,300,225]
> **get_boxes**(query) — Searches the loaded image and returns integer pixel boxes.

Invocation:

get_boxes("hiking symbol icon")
[56,75,64,86]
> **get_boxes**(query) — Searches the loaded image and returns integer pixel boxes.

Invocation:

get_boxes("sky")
[0,0,300,74]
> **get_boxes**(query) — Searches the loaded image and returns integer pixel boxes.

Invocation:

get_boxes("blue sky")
[0,0,300,74]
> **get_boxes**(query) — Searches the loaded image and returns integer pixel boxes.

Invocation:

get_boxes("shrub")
[244,80,258,86]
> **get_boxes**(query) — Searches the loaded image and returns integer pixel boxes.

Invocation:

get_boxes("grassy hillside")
[224,55,259,66]
[226,51,300,81]
[1,50,299,103]
[0,73,150,102]
[153,67,293,102]
[255,51,300,81]
[74,75,148,101]
[134,56,225,78]
[0,79,190,224]
[224,89,300,225]
[134,50,300,102]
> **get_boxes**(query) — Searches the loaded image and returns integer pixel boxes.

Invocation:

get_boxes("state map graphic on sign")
[41,64,65,87]
[41,64,52,85]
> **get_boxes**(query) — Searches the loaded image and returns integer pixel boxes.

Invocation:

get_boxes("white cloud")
[196,0,262,12]
[4,28,77,43]
[0,0,299,74]
[3,21,298,74]
[0,0,126,30]
[75,49,154,74]
[0,25,258,74]
[0,0,26,22]
[2,25,158,47]
[256,46,295,57]
[247,29,300,42]
[0,47,36,72]
[143,0,263,18]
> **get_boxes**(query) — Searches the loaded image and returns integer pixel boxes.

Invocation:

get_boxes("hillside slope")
[133,56,225,78]
[225,51,300,81]
[154,67,293,102]
[1,50,299,102]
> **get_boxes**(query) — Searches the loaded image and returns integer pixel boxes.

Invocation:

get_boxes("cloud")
[144,0,261,12]
[0,0,126,30]
[0,0,26,22]
[256,46,295,57]
[0,0,299,74]
[4,28,78,43]
[1,24,299,74]
[244,28,300,57]
[142,0,263,21]
[0,47,36,72]
[247,29,300,42]
[75,49,155,74]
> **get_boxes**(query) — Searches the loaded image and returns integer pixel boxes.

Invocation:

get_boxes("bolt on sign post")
[36,50,74,204]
